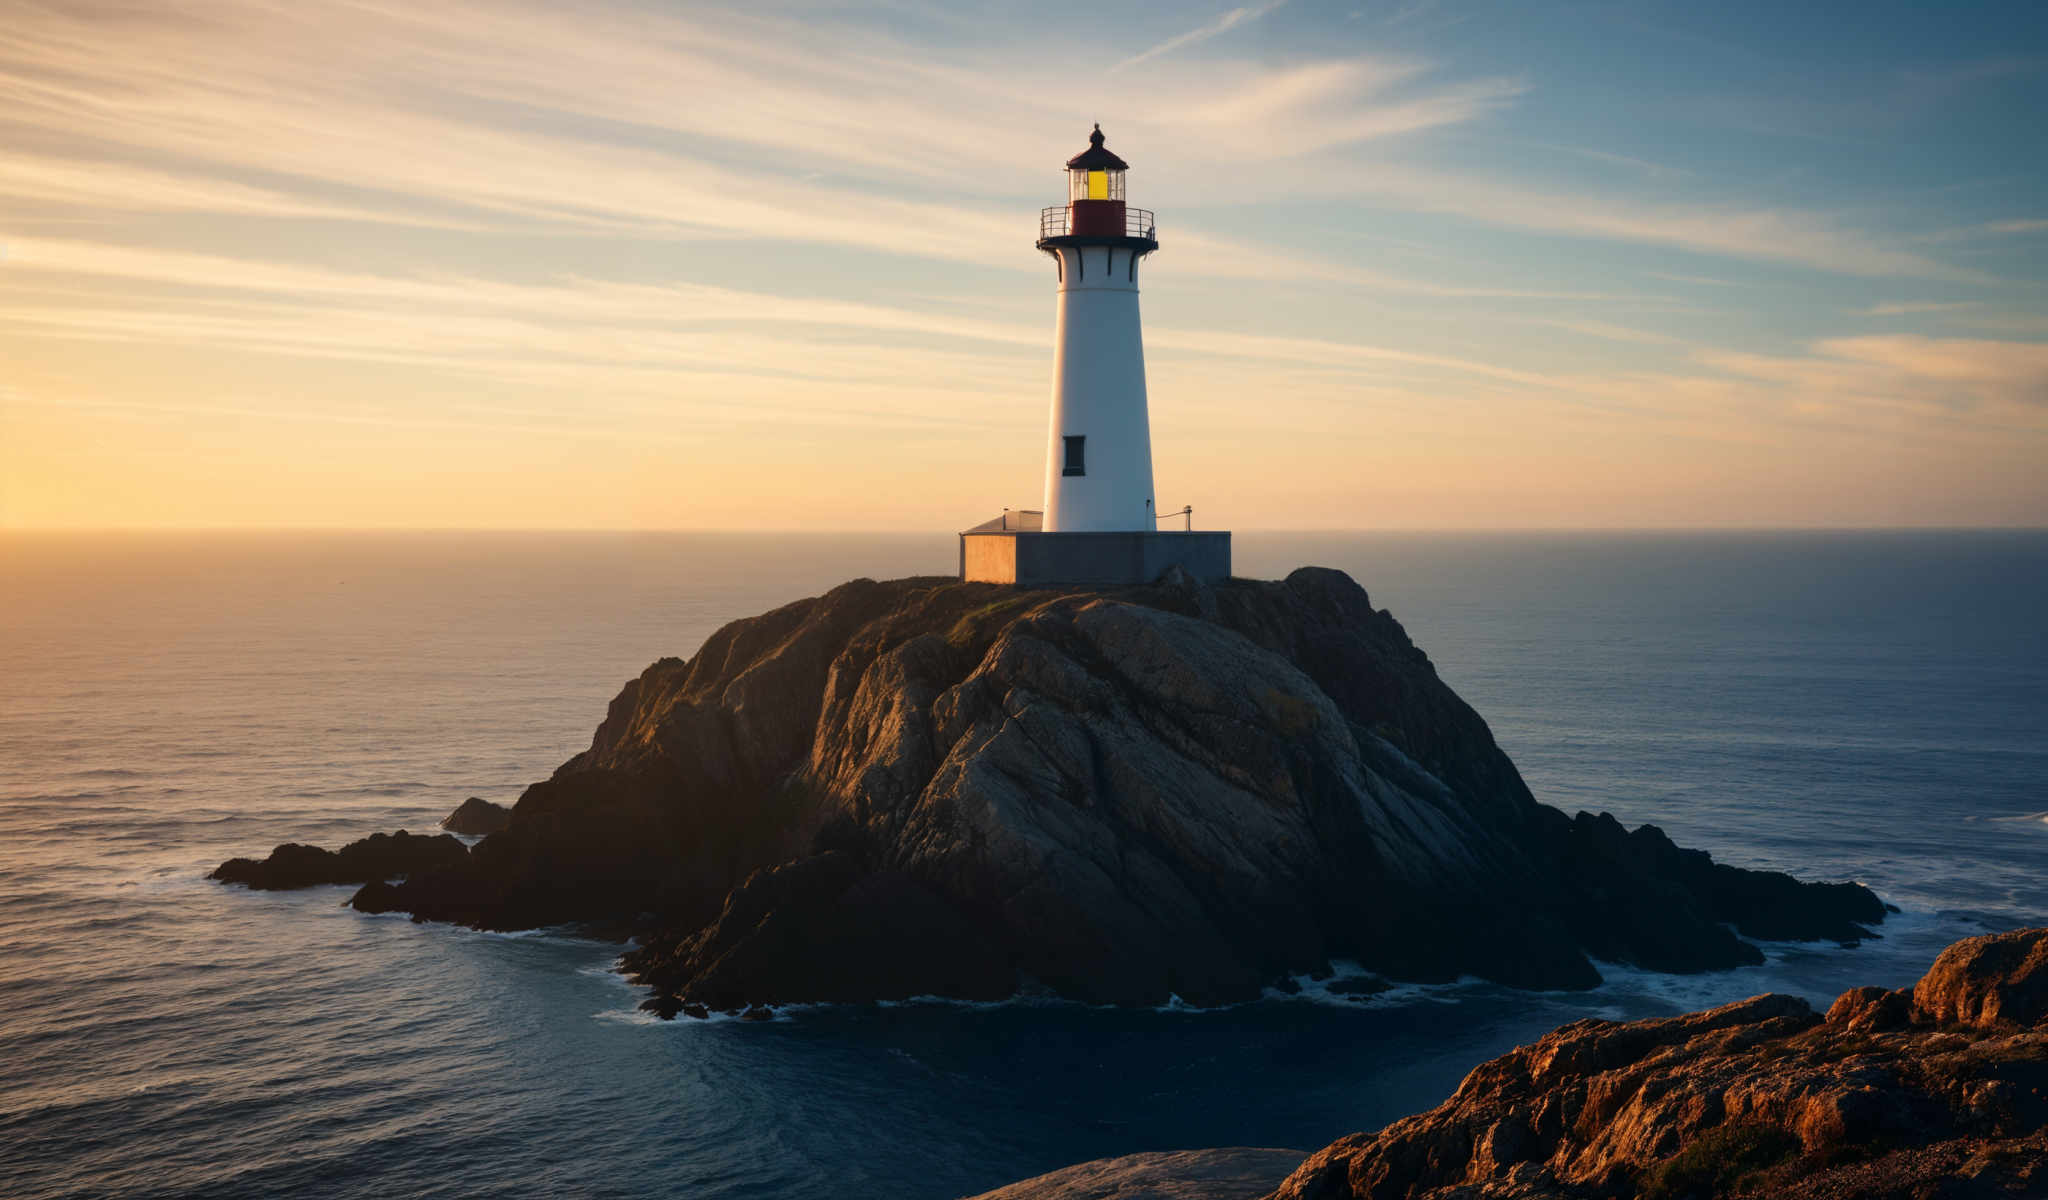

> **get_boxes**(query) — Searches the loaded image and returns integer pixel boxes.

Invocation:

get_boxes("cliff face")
[237,568,1884,1010]
[1266,927,2048,1200]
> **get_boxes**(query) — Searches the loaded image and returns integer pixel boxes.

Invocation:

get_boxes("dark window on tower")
[1062,435,1086,476]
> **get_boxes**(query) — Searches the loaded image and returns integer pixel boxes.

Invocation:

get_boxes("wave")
[284,783,435,800]
[467,925,616,945]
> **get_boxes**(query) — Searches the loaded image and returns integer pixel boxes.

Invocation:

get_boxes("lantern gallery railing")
[1039,206,1157,241]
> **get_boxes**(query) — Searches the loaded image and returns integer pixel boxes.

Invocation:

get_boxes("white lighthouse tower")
[1038,124,1158,533]
[958,125,1229,587]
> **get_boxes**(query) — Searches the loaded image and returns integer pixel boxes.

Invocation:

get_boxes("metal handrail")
[1039,205,1157,240]
[1156,505,1193,532]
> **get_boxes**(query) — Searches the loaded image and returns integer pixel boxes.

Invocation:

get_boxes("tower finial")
[1090,123,1104,147]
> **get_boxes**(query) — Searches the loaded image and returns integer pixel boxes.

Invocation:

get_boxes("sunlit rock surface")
[961,1148,1307,1200]
[1265,927,2048,1200]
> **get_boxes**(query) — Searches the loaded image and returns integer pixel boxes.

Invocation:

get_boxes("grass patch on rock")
[1643,1121,1801,1200]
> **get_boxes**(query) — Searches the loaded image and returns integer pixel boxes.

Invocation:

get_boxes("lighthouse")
[1038,124,1158,533]
[958,126,1230,586]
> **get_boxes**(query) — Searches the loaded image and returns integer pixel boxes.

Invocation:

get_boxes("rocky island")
[213,568,1886,1014]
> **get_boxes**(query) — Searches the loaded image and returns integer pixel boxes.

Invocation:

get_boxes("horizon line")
[6,524,2046,537]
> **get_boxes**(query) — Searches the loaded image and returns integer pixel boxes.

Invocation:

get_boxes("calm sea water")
[3,531,2043,1199]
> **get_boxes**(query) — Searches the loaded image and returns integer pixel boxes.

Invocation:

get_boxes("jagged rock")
[1911,927,2048,1030]
[1825,984,1914,1032]
[440,796,511,836]
[1263,928,2048,1200]
[210,830,468,890]
[213,570,1885,1011]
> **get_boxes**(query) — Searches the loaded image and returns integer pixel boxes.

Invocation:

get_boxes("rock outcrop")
[1265,927,2048,1200]
[440,796,511,836]
[209,830,468,890]
[211,569,1885,1011]
[1907,926,2048,1031]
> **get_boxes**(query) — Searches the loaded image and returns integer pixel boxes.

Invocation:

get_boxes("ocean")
[3,530,2043,1198]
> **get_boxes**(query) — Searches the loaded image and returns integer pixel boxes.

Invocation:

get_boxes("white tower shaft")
[1042,244,1155,532]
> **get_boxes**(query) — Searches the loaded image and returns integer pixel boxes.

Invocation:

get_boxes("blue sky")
[2,0,2044,528]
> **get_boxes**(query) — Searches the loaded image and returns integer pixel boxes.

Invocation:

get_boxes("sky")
[2,0,2045,530]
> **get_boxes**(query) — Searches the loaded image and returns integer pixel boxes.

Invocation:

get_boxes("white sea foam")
[350,906,421,923]
[576,963,639,988]
[593,1006,673,1027]
[1259,959,1484,1013]
[1985,810,2048,824]
[1583,904,1973,1015]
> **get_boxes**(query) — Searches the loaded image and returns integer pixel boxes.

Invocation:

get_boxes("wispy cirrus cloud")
[1860,301,1980,317]
[0,154,487,230]
[0,234,1603,392]
[1918,218,2048,243]
[1114,2,1289,71]
[1175,60,1524,156]
[1519,316,1686,345]
[1819,335,2048,396]
[1315,162,1986,281]
[0,0,1960,287]
[0,232,1713,433]
[1701,335,2048,414]
[0,1,1535,297]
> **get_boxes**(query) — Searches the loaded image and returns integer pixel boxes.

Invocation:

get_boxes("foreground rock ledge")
[214,569,1886,1012]
[1265,926,2048,1200]
[961,1148,1307,1200]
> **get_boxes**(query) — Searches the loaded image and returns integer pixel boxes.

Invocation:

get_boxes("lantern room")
[1063,124,1130,238]
[1067,125,1127,201]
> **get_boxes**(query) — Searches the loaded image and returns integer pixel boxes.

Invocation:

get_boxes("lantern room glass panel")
[1069,167,1125,203]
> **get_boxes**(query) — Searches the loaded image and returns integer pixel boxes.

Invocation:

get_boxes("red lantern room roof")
[1065,124,1128,171]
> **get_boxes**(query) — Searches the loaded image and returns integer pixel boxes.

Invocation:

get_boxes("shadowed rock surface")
[212,569,1885,1010]
[960,1148,1307,1200]
[440,796,511,836]
[1264,927,2048,1200]
[209,830,468,890]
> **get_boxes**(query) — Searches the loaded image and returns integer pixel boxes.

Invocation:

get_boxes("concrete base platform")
[959,523,1231,586]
